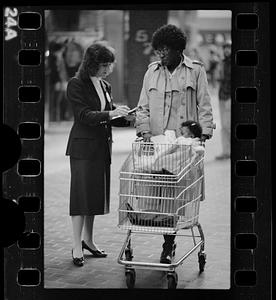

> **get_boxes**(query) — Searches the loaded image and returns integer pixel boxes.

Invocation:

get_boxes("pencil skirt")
[69,157,110,216]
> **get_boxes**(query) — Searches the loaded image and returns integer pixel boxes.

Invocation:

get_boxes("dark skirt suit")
[65,74,129,216]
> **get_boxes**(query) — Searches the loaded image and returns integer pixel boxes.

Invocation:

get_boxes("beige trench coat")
[135,55,215,138]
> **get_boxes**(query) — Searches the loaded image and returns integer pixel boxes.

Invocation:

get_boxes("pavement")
[44,88,231,289]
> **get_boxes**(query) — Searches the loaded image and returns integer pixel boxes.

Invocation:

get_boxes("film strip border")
[232,5,271,299]
[1,4,271,299]
[2,7,44,299]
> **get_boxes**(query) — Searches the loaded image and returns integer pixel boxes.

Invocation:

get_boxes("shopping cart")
[117,140,206,289]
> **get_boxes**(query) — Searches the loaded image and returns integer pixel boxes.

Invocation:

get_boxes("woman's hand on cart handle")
[142,132,152,142]
[201,134,210,147]
[201,134,210,141]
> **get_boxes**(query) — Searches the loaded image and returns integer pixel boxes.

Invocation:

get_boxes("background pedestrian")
[215,40,231,160]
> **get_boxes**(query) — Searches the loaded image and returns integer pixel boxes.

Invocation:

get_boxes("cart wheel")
[125,248,133,261]
[198,252,206,273]
[125,269,136,289]
[167,272,178,289]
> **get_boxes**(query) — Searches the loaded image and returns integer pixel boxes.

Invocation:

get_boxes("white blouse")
[90,76,106,111]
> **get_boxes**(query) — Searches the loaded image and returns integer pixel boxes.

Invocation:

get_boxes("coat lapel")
[101,80,112,111]
[83,76,102,110]
[80,75,112,111]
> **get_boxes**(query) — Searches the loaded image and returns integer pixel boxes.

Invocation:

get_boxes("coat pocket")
[69,138,99,160]
[148,88,164,103]
[181,79,196,106]
[184,80,196,91]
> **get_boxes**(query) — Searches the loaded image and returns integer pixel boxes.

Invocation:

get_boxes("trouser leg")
[163,234,176,249]
[160,234,176,263]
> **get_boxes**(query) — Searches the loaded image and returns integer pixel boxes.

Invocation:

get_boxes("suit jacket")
[65,73,129,164]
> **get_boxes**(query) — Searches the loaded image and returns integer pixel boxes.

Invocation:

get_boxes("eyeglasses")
[154,47,170,56]
[99,62,115,68]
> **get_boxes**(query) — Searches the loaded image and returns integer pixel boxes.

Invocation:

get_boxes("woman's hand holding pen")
[109,105,130,119]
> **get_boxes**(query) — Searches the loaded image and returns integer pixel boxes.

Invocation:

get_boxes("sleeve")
[135,70,151,135]
[196,65,216,137]
[110,115,131,127]
[67,78,110,126]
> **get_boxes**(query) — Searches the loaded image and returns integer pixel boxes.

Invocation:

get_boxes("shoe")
[82,240,107,258]
[215,153,230,160]
[160,251,172,264]
[160,243,176,264]
[71,249,84,267]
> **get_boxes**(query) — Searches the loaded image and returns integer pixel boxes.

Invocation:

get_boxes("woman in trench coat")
[65,42,132,266]
[136,24,215,265]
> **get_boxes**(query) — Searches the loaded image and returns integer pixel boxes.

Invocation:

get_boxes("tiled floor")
[44,123,230,289]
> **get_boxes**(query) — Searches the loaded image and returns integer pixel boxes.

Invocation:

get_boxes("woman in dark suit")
[66,42,132,266]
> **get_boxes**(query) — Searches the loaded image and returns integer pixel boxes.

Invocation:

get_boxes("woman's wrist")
[108,110,114,118]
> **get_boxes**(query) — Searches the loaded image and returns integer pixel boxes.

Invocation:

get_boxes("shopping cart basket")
[117,141,206,289]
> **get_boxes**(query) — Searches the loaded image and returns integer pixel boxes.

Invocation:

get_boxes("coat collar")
[150,53,194,71]
[182,54,194,68]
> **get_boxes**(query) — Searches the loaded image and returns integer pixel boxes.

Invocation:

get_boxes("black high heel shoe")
[82,240,107,258]
[72,249,84,266]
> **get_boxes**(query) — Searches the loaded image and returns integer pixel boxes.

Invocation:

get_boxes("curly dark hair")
[151,24,187,51]
[181,120,202,138]
[77,41,115,78]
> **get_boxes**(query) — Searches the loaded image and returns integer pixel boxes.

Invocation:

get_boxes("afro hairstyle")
[151,24,187,52]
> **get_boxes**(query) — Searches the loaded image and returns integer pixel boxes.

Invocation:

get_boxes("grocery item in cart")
[133,141,195,175]
[126,203,177,227]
